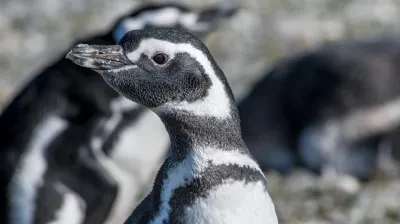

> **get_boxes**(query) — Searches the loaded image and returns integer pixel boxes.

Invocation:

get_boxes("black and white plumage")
[66,28,279,224]
[0,3,237,224]
[239,37,400,179]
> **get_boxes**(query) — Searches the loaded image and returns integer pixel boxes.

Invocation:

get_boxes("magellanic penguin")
[238,36,400,179]
[66,28,279,224]
[0,3,238,224]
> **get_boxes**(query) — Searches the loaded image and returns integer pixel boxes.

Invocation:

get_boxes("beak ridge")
[66,44,132,70]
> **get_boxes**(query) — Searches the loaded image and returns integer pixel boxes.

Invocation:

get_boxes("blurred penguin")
[239,36,400,179]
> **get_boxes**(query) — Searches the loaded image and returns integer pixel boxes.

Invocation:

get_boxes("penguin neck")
[158,107,248,162]
[148,105,268,224]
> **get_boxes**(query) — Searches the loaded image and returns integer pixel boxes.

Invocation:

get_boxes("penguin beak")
[66,44,132,70]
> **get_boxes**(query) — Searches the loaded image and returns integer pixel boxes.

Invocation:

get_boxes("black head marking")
[117,28,235,107]
[67,28,235,113]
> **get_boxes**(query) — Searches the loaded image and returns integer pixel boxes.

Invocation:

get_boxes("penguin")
[66,27,279,224]
[238,36,400,179]
[0,3,238,224]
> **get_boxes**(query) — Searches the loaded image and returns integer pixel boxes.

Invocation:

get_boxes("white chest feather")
[184,180,278,224]
[9,116,68,224]
[109,109,169,183]
[106,109,169,224]
[48,183,86,224]
[91,97,167,224]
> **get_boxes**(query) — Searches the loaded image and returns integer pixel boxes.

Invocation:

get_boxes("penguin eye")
[152,53,169,65]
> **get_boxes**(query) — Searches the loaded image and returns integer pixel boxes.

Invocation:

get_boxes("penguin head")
[67,28,234,118]
[112,2,238,43]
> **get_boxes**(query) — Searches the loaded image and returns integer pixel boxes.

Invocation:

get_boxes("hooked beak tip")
[66,43,91,57]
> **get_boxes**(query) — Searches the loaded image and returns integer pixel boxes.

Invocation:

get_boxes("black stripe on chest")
[155,163,268,224]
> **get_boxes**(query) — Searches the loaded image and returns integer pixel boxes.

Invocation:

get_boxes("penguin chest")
[182,180,278,224]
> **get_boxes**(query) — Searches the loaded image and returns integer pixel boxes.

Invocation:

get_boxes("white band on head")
[126,38,231,119]
[113,7,199,43]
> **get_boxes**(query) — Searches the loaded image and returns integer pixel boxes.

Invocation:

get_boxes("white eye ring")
[151,52,169,65]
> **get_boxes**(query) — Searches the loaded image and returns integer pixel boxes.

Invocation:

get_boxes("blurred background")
[1,0,400,223]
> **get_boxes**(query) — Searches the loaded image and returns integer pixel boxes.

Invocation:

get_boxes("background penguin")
[0,3,238,224]
[66,27,279,224]
[239,36,400,179]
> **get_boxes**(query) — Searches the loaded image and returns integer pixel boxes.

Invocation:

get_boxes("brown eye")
[152,53,169,65]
